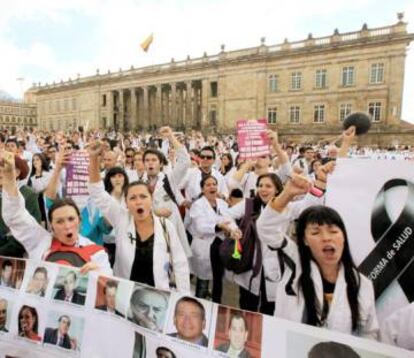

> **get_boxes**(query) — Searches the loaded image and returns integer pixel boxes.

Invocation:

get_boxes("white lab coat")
[144,146,192,257]
[181,167,229,202]
[187,196,235,280]
[381,302,414,349]
[88,181,190,293]
[256,205,379,339]
[226,194,322,299]
[1,190,112,275]
[29,171,53,193]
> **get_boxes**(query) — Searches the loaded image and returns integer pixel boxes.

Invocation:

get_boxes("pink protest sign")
[236,119,270,160]
[65,151,89,198]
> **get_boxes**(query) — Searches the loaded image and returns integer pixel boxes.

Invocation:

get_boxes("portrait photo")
[131,331,146,358]
[17,305,42,342]
[0,258,26,290]
[214,306,263,358]
[286,331,392,358]
[0,297,12,333]
[43,310,85,352]
[166,294,213,347]
[127,283,170,333]
[52,267,88,306]
[25,266,49,297]
[95,276,130,317]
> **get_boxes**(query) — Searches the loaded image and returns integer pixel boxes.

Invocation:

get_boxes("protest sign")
[326,159,414,323]
[0,256,410,357]
[236,119,270,160]
[65,151,89,208]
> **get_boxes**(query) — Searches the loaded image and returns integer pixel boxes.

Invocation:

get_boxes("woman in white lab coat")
[88,142,190,293]
[187,175,238,302]
[256,175,379,339]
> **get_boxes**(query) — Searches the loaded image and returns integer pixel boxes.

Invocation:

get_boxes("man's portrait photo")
[26,266,49,297]
[53,268,87,306]
[168,296,210,347]
[43,311,85,352]
[128,284,170,333]
[0,298,10,333]
[214,307,263,358]
[95,277,124,317]
[0,258,25,289]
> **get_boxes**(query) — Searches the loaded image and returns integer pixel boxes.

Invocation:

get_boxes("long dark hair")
[30,153,50,177]
[104,167,129,194]
[253,173,284,213]
[220,153,233,175]
[18,305,39,336]
[295,206,360,331]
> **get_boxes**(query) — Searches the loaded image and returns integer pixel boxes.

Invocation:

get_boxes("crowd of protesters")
[0,124,413,350]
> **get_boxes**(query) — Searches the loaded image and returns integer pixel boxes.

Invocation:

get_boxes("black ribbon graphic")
[358,179,414,300]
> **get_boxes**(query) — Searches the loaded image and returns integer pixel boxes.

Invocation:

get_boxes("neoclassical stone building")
[0,101,37,130]
[25,14,414,144]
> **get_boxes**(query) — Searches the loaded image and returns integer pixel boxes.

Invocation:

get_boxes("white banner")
[326,158,414,323]
[0,256,410,357]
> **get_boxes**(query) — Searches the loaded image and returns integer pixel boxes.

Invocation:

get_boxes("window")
[315,69,327,89]
[339,104,352,121]
[64,99,69,112]
[291,72,302,90]
[342,67,355,86]
[102,94,107,107]
[370,63,384,84]
[289,106,301,123]
[368,102,382,122]
[210,82,218,97]
[72,98,77,110]
[314,105,325,123]
[268,74,278,92]
[267,107,277,124]
[56,100,61,113]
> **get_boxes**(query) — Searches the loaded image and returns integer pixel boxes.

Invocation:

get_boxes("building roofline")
[27,19,414,94]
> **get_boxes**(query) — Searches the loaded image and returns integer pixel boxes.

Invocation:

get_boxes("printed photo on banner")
[16,304,43,343]
[213,306,263,358]
[95,275,132,318]
[24,265,50,298]
[52,267,88,306]
[286,331,391,358]
[127,283,171,333]
[0,257,26,290]
[0,296,12,333]
[43,310,85,353]
[166,294,213,348]
[132,331,146,358]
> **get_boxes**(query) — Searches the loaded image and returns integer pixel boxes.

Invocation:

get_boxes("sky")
[0,0,413,120]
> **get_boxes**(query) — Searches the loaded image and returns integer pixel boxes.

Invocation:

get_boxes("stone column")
[178,85,185,129]
[130,87,137,131]
[170,83,177,128]
[201,79,209,129]
[185,80,193,129]
[118,89,124,132]
[107,90,114,129]
[193,83,200,129]
[143,86,149,130]
[156,84,162,129]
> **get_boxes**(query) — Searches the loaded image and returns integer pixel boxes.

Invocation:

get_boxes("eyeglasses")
[126,155,133,158]
[200,154,214,160]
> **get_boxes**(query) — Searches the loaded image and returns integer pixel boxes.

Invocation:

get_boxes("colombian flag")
[140,33,154,52]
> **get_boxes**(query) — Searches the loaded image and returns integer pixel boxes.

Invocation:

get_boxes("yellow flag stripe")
[140,33,153,52]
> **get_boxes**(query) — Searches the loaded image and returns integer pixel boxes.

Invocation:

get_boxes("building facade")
[0,101,37,131]
[25,15,414,144]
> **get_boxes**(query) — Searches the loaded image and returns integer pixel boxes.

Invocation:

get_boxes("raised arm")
[44,149,71,200]
[87,141,123,227]
[159,127,191,185]
[1,151,50,256]
[338,126,356,158]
